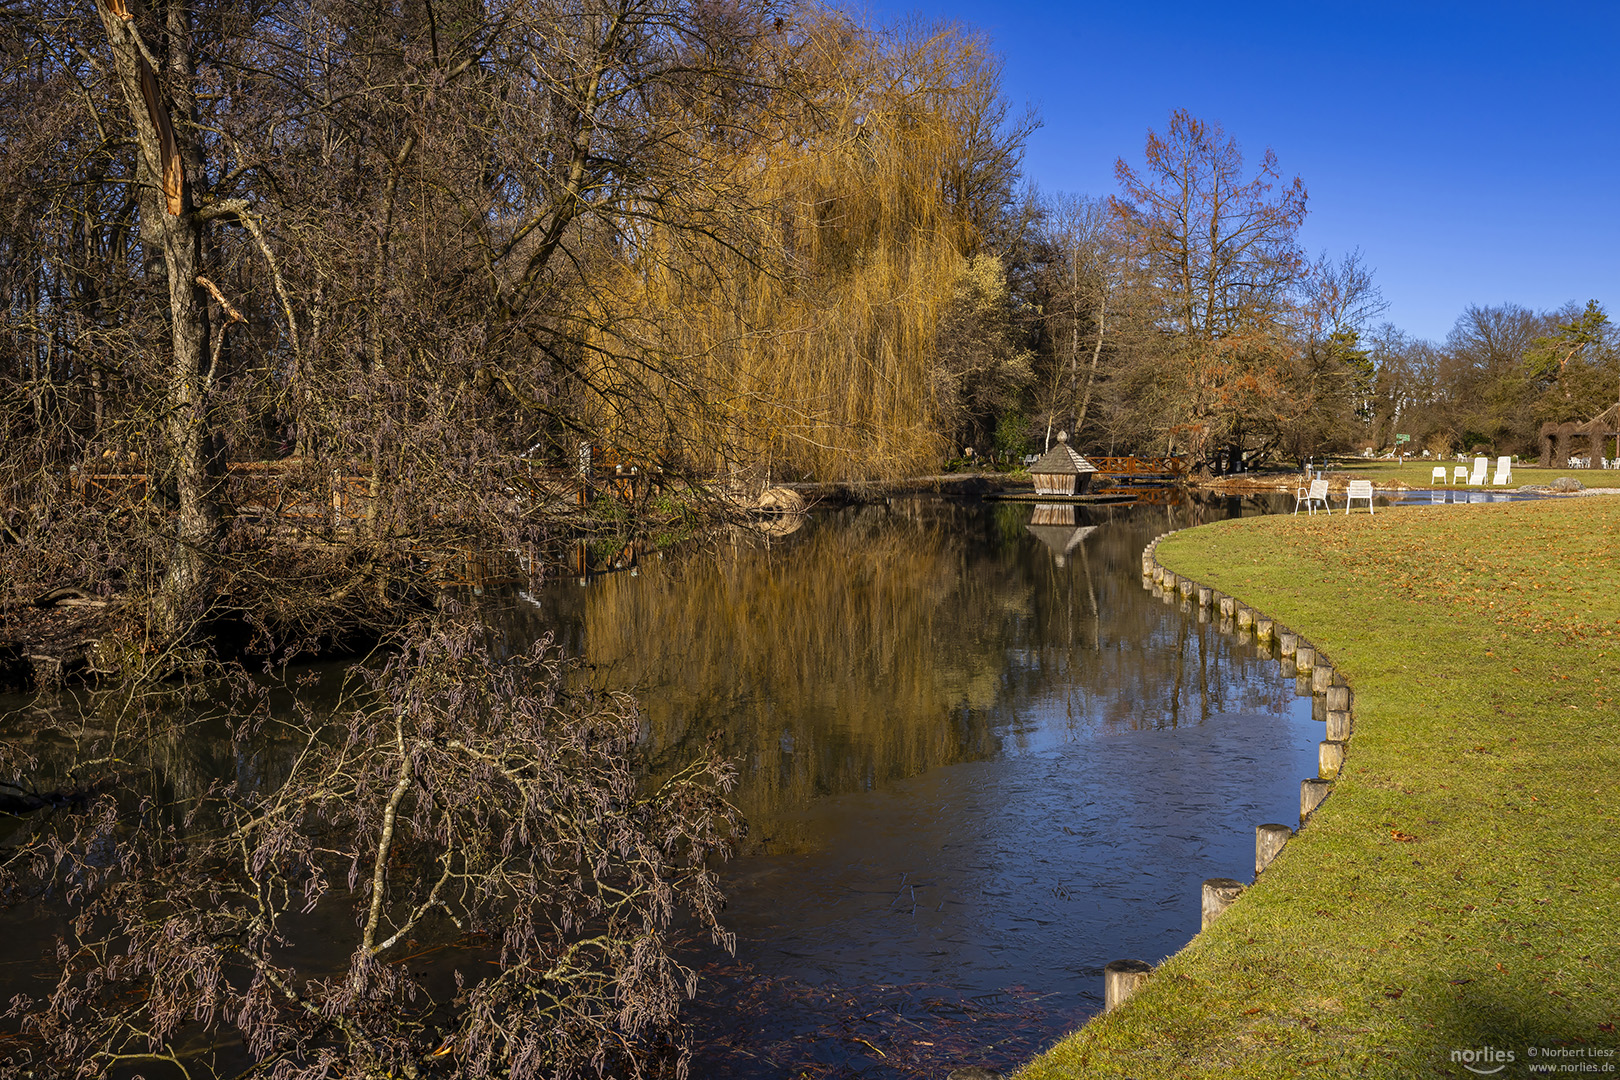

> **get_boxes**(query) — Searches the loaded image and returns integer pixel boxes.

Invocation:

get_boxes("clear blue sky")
[857,0,1620,344]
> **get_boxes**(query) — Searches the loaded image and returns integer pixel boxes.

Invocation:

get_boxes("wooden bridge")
[1087,455,1188,480]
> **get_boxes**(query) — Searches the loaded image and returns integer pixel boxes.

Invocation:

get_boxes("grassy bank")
[1020,495,1620,1078]
[1327,459,1620,489]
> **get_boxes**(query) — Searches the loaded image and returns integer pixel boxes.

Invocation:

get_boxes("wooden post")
[1255,618,1275,642]
[1326,709,1352,741]
[1197,586,1212,607]
[1104,960,1153,1012]
[1279,633,1298,657]
[1320,740,1346,778]
[1279,658,1297,679]
[1256,823,1294,874]
[1178,578,1195,598]
[1301,778,1332,819]
[1326,686,1351,713]
[1295,646,1316,672]
[1311,664,1335,693]
[1219,596,1236,618]
[1237,607,1254,631]
[1202,878,1245,929]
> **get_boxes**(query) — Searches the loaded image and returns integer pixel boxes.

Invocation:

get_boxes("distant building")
[1028,432,1098,497]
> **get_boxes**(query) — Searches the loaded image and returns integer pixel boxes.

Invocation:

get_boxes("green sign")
[1395,434,1411,443]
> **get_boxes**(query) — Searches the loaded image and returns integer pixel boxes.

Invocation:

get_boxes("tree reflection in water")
[491,493,1315,1078]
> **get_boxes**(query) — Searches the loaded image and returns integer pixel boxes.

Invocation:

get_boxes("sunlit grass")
[1322,458,1620,489]
[1019,495,1620,1079]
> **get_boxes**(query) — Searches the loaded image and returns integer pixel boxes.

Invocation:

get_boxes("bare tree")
[1111,110,1309,471]
[3,620,739,1078]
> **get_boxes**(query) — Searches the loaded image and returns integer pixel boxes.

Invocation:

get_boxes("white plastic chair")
[1345,479,1374,515]
[1431,466,1447,486]
[1452,465,1468,485]
[1492,456,1512,485]
[1468,456,1488,485]
[1294,477,1329,515]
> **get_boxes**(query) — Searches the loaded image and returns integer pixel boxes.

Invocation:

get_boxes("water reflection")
[494,493,1319,1076]
[495,496,1301,844]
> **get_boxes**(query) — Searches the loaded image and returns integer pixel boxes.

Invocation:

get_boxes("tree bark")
[95,0,219,640]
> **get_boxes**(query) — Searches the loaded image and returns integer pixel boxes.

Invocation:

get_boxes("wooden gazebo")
[1028,432,1098,497]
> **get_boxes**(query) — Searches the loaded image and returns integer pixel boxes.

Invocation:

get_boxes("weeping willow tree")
[590,14,1032,481]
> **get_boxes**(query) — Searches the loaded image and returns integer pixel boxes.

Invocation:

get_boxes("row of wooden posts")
[1100,533,1355,1014]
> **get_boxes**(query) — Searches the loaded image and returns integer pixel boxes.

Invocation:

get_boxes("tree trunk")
[1075,293,1105,436]
[95,0,219,640]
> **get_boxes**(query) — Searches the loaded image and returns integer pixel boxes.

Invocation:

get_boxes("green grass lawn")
[1019,495,1620,1079]
[1319,458,1620,490]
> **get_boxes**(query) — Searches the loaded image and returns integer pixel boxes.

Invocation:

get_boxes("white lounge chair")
[1452,465,1468,485]
[1431,466,1447,486]
[1468,456,1488,485]
[1345,479,1374,515]
[1492,456,1512,485]
[1294,477,1329,515]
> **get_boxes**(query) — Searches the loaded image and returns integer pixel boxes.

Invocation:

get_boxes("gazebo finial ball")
[1056,430,1069,444]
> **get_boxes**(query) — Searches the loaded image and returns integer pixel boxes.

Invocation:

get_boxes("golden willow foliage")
[592,15,1024,480]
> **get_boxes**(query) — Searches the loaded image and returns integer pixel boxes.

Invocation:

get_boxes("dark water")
[495,493,1321,1076]
[0,491,1321,1078]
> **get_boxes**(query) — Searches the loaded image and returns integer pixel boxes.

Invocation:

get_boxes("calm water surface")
[501,494,1321,1076]
[0,492,1323,1077]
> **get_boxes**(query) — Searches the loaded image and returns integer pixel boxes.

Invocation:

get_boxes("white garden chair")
[1492,456,1512,485]
[1431,466,1447,486]
[1467,456,1488,485]
[1345,479,1374,515]
[1452,465,1468,485]
[1294,477,1330,515]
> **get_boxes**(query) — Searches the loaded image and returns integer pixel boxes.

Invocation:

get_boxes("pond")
[500,493,1322,1077]
[0,491,1326,1077]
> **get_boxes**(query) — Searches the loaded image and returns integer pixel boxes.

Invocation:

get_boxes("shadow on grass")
[1401,967,1614,1078]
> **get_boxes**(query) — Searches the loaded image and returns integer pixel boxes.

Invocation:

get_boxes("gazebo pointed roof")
[1026,522,1097,560]
[1029,437,1097,475]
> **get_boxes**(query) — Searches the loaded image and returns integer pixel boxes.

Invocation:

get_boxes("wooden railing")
[1088,455,1187,478]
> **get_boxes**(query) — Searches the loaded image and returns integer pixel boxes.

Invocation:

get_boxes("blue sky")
[856,0,1620,343]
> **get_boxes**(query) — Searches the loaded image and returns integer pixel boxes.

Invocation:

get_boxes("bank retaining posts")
[1201,878,1246,929]
[1103,959,1154,1012]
